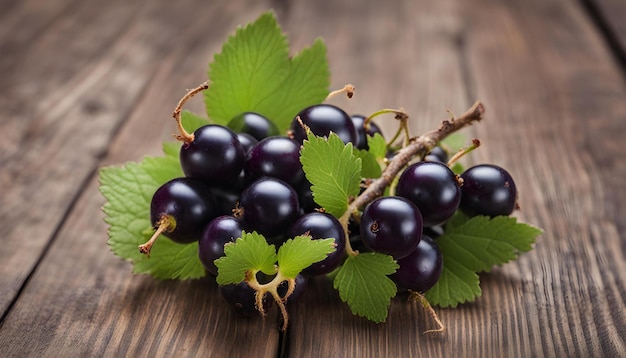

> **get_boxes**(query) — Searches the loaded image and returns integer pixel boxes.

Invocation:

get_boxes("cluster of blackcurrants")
[145,102,518,316]
[355,147,518,296]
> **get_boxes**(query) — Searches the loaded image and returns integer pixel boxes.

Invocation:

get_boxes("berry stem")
[447,138,481,167]
[325,84,355,101]
[409,290,445,334]
[138,214,175,257]
[172,82,209,143]
[245,270,293,331]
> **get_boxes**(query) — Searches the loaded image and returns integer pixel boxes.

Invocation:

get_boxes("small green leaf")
[450,162,465,175]
[215,232,277,285]
[354,148,382,179]
[300,133,362,217]
[333,253,399,323]
[367,133,387,159]
[440,132,466,153]
[100,154,206,280]
[277,236,336,278]
[424,259,481,308]
[426,214,543,307]
[205,11,329,133]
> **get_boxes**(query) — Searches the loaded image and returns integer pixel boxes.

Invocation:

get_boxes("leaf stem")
[172,82,209,143]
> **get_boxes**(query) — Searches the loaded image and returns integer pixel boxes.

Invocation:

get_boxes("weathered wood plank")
[586,0,626,60]
[463,0,626,354]
[285,0,626,356]
[0,1,282,356]
[0,0,149,314]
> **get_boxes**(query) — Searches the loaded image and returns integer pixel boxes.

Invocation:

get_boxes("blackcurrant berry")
[351,114,383,150]
[360,196,423,259]
[390,235,443,293]
[198,216,246,275]
[228,112,279,140]
[236,133,258,154]
[244,136,304,187]
[140,177,216,255]
[290,104,357,145]
[238,178,300,238]
[288,212,346,275]
[219,281,272,318]
[396,161,461,227]
[426,146,448,163]
[459,164,518,217]
[277,274,308,303]
[179,125,245,183]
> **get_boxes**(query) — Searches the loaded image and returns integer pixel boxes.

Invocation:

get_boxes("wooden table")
[1,0,625,356]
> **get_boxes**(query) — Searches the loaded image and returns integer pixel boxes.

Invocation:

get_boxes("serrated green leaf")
[300,133,362,217]
[426,215,543,307]
[214,231,277,285]
[205,11,329,133]
[354,148,382,179]
[277,236,336,278]
[333,253,398,323]
[424,258,481,308]
[367,133,387,159]
[100,155,206,280]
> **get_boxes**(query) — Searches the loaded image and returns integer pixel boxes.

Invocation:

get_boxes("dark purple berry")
[427,146,448,162]
[396,161,461,227]
[460,164,518,217]
[244,136,304,186]
[219,282,272,318]
[238,178,300,237]
[228,112,279,140]
[291,104,357,145]
[198,216,246,275]
[390,235,443,293]
[288,212,346,275]
[360,196,423,259]
[180,125,245,183]
[351,114,383,150]
[237,133,258,154]
[150,177,216,244]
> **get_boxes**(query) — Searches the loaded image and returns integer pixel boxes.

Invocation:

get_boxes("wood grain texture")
[0,0,625,356]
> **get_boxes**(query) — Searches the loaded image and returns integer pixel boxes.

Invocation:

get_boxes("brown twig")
[342,101,485,256]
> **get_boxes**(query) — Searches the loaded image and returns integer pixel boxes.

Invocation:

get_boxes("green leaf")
[426,214,543,307]
[205,12,329,133]
[333,253,399,323]
[100,154,206,280]
[367,133,387,159]
[440,132,466,153]
[214,232,277,285]
[277,236,336,278]
[300,133,362,217]
[182,110,210,132]
[354,148,382,179]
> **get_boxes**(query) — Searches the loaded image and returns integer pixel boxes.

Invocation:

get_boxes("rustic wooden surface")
[0,0,624,356]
